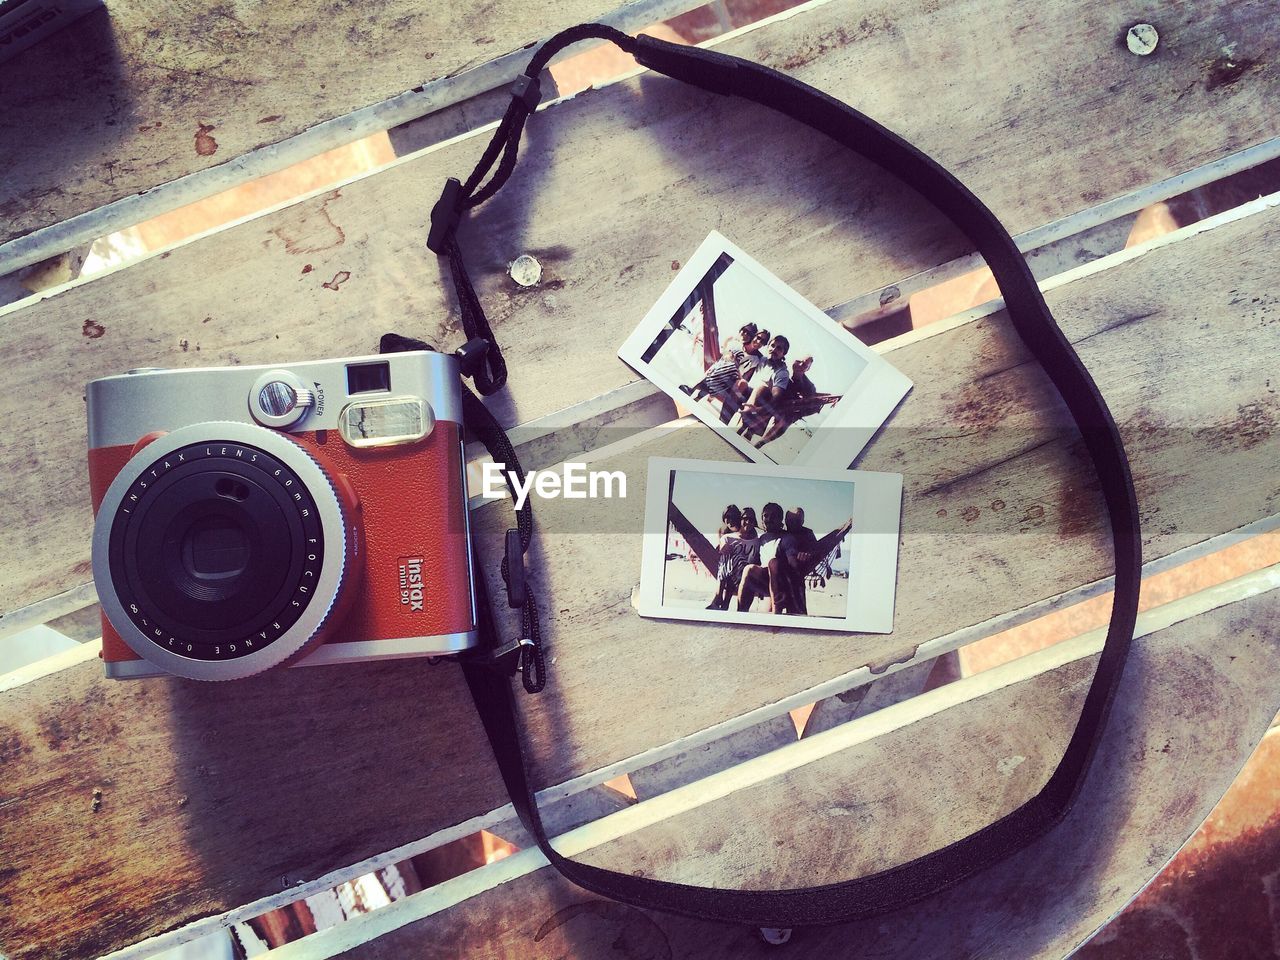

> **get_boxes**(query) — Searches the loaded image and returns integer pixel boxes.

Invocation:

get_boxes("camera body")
[87,351,477,680]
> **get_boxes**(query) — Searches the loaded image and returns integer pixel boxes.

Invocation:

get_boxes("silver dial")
[259,381,314,417]
[250,370,314,428]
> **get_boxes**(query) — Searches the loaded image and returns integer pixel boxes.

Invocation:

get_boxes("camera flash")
[338,397,435,448]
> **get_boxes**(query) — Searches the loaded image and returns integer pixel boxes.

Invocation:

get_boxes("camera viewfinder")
[347,361,391,394]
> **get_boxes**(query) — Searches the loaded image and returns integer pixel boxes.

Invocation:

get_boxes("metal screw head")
[509,254,542,287]
[1126,23,1159,56]
[759,927,793,945]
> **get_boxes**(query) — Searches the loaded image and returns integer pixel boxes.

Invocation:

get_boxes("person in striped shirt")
[679,323,763,403]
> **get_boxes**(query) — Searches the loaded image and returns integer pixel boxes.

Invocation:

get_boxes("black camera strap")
[419,24,1141,927]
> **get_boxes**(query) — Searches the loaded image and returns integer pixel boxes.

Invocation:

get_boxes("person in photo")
[750,355,819,449]
[735,335,792,440]
[740,328,771,380]
[718,503,743,537]
[714,327,772,424]
[708,505,758,610]
[781,506,820,615]
[679,322,759,402]
[735,502,801,614]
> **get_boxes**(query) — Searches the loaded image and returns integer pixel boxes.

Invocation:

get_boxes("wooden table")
[2,1,1278,957]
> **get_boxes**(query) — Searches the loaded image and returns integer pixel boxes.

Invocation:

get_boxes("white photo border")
[638,457,903,634]
[618,231,913,468]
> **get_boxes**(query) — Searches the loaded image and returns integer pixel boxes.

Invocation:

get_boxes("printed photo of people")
[663,471,854,620]
[639,458,903,634]
[619,232,911,469]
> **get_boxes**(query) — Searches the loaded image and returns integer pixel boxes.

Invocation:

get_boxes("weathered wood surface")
[2,191,1277,959]
[332,585,1280,960]
[480,192,1280,789]
[0,659,497,957]
[4,0,1279,615]
[0,0,675,257]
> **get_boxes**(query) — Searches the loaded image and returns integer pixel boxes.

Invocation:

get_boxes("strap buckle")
[453,337,491,379]
[427,176,465,254]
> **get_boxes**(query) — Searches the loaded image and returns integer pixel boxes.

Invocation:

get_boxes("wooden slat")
[324,580,1280,959]
[801,658,937,737]
[487,785,634,850]
[3,0,1279,614]
[2,190,1277,960]
[626,714,798,797]
[0,0,690,261]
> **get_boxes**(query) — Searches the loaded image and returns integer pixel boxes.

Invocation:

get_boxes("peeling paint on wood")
[194,123,219,157]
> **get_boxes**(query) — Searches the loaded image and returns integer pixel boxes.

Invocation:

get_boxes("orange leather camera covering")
[89,421,474,666]
[88,443,139,665]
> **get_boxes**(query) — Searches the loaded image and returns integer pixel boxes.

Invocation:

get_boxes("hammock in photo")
[775,391,841,421]
[739,388,842,437]
[668,503,851,582]
[638,252,734,369]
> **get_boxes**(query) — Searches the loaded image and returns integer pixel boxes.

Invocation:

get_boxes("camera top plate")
[87,350,462,450]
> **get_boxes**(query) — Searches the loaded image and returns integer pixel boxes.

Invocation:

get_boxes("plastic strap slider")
[511,73,542,111]
[427,177,465,254]
[505,528,527,609]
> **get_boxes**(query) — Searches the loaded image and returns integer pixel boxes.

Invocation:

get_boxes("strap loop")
[377,332,546,695]
[427,23,639,396]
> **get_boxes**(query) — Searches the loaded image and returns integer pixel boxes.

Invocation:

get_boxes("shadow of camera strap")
[418,24,1142,928]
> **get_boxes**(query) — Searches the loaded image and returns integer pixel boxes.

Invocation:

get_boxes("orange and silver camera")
[86,351,477,680]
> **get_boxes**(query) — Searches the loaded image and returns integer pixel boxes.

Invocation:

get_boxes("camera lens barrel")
[92,422,353,680]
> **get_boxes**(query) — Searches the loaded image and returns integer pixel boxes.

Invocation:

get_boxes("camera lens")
[113,444,320,652]
[130,462,304,632]
[183,513,250,582]
[92,423,354,679]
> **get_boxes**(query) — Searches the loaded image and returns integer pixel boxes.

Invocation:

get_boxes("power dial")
[249,370,315,428]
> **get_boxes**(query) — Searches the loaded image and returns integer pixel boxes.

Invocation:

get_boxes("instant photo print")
[619,232,912,468]
[638,457,903,634]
